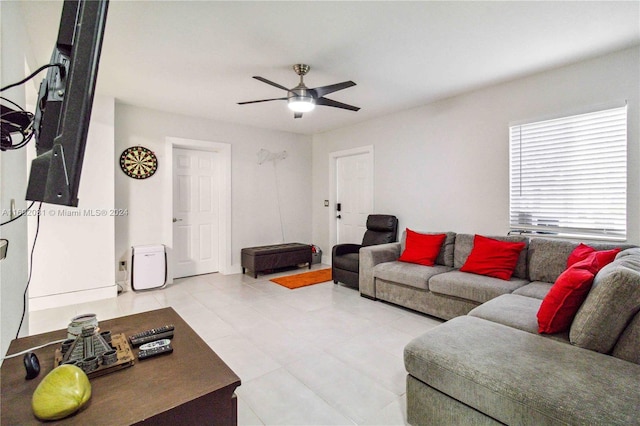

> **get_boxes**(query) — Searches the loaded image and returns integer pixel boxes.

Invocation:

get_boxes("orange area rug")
[270,268,333,289]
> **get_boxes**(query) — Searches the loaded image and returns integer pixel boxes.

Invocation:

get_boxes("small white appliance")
[131,244,167,291]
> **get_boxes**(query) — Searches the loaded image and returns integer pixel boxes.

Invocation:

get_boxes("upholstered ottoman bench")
[241,243,312,278]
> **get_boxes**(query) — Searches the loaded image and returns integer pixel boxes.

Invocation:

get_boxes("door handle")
[173,218,183,223]
[337,215,342,219]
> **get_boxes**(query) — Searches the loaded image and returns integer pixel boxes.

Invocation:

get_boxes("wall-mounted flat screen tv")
[26,0,109,207]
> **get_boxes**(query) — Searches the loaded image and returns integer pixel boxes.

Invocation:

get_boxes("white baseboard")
[28,285,118,311]
[227,264,243,275]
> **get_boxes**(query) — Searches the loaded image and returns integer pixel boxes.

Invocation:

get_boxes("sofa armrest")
[332,243,362,257]
[359,242,401,298]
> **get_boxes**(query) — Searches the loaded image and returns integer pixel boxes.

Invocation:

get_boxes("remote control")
[129,325,174,346]
[137,344,173,360]
[139,339,171,351]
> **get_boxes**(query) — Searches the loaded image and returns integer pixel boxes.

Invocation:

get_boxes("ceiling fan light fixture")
[287,97,315,113]
[239,64,359,117]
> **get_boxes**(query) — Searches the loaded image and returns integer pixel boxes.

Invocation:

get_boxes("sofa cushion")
[401,231,456,267]
[527,238,578,283]
[428,270,528,304]
[374,261,453,291]
[332,252,359,273]
[468,294,548,336]
[512,282,552,299]
[537,254,599,334]
[469,294,569,343]
[398,230,446,266]
[454,234,528,279]
[612,310,640,365]
[527,238,632,283]
[404,315,640,425]
[570,249,640,353]
[459,235,526,280]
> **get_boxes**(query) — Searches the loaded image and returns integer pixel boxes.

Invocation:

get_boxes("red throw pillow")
[398,230,446,266]
[538,254,599,334]
[459,235,526,280]
[566,243,593,267]
[567,243,620,270]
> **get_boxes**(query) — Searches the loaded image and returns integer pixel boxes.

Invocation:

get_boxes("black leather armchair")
[332,214,398,289]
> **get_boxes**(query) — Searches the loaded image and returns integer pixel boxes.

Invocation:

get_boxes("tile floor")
[28,264,443,425]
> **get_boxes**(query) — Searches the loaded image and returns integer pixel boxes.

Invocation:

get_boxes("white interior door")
[336,153,373,244]
[173,148,219,278]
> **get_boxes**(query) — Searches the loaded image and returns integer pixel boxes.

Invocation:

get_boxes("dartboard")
[120,146,158,179]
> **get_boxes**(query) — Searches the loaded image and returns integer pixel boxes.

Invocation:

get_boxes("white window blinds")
[509,105,627,240]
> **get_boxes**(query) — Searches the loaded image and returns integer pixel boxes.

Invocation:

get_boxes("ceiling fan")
[238,64,360,119]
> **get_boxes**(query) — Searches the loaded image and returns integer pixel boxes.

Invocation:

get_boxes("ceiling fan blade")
[237,97,287,105]
[316,97,360,111]
[253,76,291,92]
[311,81,356,98]
[294,112,303,119]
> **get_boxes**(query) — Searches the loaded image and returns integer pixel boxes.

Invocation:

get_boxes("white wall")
[1,0,31,350]
[313,47,640,259]
[114,105,313,278]
[28,96,117,311]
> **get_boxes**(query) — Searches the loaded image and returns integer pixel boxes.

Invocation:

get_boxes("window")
[509,105,627,240]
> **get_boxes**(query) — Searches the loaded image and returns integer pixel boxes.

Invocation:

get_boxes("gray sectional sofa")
[360,232,631,319]
[359,232,640,425]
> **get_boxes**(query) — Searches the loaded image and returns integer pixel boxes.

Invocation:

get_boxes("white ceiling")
[18,1,640,135]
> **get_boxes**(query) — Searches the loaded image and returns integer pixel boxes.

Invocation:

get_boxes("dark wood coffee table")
[1,307,241,425]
